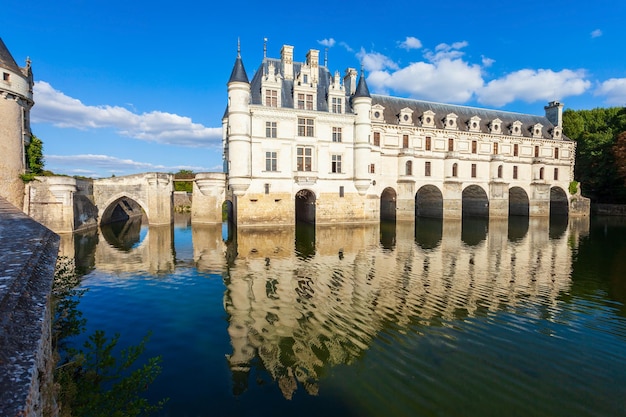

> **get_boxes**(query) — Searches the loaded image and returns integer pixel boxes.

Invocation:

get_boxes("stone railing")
[0,197,59,417]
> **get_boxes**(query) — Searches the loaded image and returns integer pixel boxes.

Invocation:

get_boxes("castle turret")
[0,38,33,209]
[352,71,372,195]
[226,44,252,196]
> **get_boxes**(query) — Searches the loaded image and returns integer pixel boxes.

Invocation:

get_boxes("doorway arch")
[380,187,397,221]
[295,189,316,224]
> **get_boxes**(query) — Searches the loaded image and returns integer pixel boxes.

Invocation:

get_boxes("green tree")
[563,107,626,203]
[173,169,195,193]
[27,134,44,174]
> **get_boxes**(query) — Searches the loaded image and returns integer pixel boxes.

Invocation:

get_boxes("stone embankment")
[0,197,59,417]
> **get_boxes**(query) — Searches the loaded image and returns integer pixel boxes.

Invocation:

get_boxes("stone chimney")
[343,68,357,96]
[306,49,319,83]
[281,45,294,80]
[545,101,564,128]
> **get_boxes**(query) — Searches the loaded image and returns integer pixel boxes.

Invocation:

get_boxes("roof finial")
[324,47,328,67]
[263,37,268,59]
[237,38,241,58]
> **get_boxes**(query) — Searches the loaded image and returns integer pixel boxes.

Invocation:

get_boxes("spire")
[228,39,249,84]
[353,67,371,98]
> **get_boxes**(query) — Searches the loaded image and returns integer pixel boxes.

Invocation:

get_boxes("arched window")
[497,165,503,178]
[405,160,413,176]
[452,163,458,177]
[539,167,544,180]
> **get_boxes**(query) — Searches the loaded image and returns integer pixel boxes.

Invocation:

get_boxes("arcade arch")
[462,185,489,217]
[509,187,530,217]
[415,185,443,218]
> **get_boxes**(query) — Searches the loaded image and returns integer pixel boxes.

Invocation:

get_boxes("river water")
[62,214,626,417]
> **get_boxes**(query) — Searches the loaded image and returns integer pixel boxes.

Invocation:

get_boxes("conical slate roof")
[0,38,22,73]
[228,54,249,84]
[353,73,371,98]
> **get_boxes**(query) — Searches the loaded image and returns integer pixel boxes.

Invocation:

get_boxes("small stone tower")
[225,43,252,197]
[0,38,34,209]
[351,70,372,195]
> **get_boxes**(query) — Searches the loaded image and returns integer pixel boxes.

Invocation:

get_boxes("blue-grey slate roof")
[234,52,566,140]
[371,94,567,140]
[354,74,371,98]
[228,55,249,84]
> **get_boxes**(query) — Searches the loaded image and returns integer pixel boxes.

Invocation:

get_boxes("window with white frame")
[332,127,342,142]
[265,151,277,171]
[331,97,342,113]
[297,93,305,109]
[306,94,313,110]
[297,147,313,171]
[265,121,277,138]
[331,154,342,173]
[298,118,314,137]
[265,89,278,107]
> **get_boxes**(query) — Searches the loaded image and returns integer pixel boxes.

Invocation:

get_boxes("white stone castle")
[0,38,33,209]
[223,44,588,226]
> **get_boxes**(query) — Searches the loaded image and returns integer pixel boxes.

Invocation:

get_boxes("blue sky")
[3,0,626,178]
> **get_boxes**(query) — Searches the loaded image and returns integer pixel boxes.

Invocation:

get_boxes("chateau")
[223,44,587,226]
[0,38,33,209]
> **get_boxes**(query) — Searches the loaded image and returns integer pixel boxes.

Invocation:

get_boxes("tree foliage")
[27,134,45,174]
[563,107,626,203]
[173,169,195,193]
[52,257,167,417]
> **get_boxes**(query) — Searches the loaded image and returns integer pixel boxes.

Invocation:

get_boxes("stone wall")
[0,197,60,417]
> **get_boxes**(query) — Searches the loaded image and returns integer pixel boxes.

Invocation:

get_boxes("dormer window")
[422,110,436,128]
[399,107,414,125]
[510,120,523,136]
[468,116,481,132]
[303,74,309,85]
[531,123,543,139]
[444,113,458,130]
[490,118,502,134]
[552,126,563,139]
[372,104,385,122]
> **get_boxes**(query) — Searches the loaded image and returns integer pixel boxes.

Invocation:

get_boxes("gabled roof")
[371,94,567,140]
[0,38,22,73]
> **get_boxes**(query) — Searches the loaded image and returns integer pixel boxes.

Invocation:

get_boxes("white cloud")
[317,38,336,48]
[367,58,483,103]
[45,154,214,178]
[398,36,422,51]
[425,41,469,62]
[478,69,591,107]
[591,29,603,38]
[481,56,495,67]
[595,78,626,105]
[339,42,354,53]
[31,81,222,147]
[356,48,399,72]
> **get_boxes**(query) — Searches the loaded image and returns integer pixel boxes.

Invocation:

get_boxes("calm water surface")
[62,214,626,417]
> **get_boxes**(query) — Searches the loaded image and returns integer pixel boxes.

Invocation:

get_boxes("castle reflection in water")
[58,214,589,400]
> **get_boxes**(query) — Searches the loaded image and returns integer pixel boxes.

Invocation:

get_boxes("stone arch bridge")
[26,172,226,233]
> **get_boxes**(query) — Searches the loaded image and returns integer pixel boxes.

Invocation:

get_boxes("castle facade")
[224,44,588,226]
